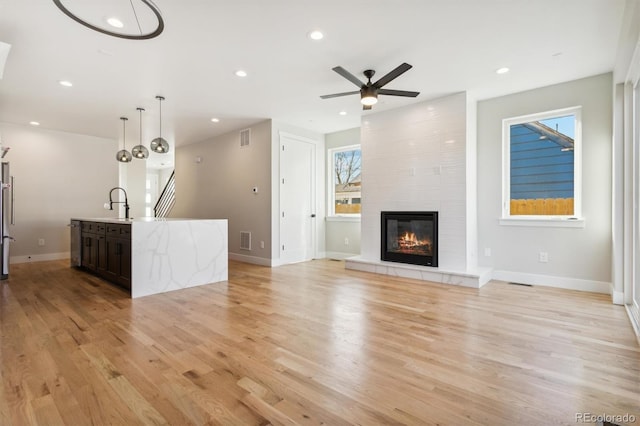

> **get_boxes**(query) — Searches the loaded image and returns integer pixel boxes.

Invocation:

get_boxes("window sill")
[499,217,585,228]
[326,216,361,223]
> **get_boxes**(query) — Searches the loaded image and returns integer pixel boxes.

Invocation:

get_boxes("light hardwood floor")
[1,259,639,425]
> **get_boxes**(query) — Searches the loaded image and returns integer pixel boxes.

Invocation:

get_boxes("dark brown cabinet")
[80,221,131,291]
[105,224,131,290]
[81,221,106,273]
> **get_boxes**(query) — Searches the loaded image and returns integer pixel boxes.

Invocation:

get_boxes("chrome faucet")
[108,187,130,219]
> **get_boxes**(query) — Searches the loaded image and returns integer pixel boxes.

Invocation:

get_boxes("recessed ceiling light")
[29,121,40,126]
[235,70,247,77]
[211,118,220,123]
[496,67,510,74]
[339,111,347,116]
[106,17,124,28]
[308,30,324,40]
[58,80,73,87]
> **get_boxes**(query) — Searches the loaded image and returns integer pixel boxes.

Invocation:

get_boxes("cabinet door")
[81,233,94,270]
[105,237,120,281]
[96,235,107,273]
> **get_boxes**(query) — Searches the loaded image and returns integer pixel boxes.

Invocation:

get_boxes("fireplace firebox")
[381,211,438,267]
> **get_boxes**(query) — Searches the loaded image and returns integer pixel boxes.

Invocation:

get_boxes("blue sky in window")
[540,115,574,138]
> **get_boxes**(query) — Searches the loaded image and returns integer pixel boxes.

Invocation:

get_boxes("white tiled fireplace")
[345,92,492,288]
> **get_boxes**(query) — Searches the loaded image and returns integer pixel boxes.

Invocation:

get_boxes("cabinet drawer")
[106,224,131,239]
[82,221,106,235]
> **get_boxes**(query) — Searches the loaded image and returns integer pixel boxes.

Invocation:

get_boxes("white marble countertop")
[71,217,210,224]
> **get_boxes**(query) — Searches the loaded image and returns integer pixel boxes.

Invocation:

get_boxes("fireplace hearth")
[381,211,438,267]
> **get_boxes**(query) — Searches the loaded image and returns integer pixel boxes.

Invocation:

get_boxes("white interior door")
[280,134,315,264]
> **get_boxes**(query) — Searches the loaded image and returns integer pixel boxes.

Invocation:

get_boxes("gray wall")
[477,73,612,289]
[172,120,273,261]
[325,127,361,259]
[0,123,118,261]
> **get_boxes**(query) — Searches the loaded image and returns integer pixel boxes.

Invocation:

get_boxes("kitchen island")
[71,217,228,298]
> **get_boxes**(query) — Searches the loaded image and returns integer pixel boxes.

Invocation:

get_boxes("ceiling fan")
[320,62,419,110]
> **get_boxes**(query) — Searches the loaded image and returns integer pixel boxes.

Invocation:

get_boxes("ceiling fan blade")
[320,91,360,99]
[363,104,372,111]
[373,63,413,88]
[378,88,420,97]
[332,66,365,88]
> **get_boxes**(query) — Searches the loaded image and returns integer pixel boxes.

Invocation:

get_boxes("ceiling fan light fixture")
[361,87,378,106]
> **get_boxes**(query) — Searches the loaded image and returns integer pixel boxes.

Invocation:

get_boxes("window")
[502,106,582,223]
[328,145,361,216]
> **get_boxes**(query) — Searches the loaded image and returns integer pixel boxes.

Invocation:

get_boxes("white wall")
[119,159,146,219]
[477,73,613,291]
[325,127,361,259]
[0,123,118,261]
[360,93,468,270]
[172,120,273,261]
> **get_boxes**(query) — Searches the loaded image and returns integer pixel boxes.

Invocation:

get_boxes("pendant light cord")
[129,0,143,36]
[121,117,128,149]
[159,97,162,140]
[139,108,143,142]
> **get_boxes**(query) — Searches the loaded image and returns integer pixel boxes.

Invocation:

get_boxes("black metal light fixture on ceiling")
[150,95,169,154]
[132,107,149,159]
[116,117,132,163]
[52,0,164,40]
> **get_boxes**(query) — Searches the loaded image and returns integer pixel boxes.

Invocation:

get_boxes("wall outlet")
[344,237,349,246]
[539,251,548,263]
[38,238,45,246]
[260,241,264,249]
[484,248,491,257]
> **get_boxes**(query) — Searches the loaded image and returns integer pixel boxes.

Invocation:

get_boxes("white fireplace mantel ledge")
[344,256,492,289]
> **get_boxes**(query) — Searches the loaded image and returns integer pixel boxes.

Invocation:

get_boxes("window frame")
[327,144,362,219]
[501,106,584,227]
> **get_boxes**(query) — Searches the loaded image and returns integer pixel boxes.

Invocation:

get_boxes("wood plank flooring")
[1,259,639,425]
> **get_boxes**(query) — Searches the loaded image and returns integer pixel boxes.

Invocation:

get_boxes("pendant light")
[132,107,149,159]
[116,117,132,162]
[150,95,169,153]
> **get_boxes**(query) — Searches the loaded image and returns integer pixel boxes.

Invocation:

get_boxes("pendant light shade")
[116,117,132,163]
[150,95,169,153]
[132,107,149,159]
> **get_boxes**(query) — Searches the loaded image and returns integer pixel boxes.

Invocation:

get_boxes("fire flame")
[399,232,429,248]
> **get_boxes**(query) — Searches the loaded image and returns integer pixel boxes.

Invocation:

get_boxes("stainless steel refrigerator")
[1,161,13,279]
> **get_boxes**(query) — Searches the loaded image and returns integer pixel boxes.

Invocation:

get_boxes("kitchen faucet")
[108,187,130,219]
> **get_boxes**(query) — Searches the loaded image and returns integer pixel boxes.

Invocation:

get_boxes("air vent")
[240,128,251,148]
[240,231,251,250]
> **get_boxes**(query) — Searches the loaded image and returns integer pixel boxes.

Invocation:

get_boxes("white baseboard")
[229,252,275,267]
[10,252,70,264]
[611,286,625,305]
[324,251,359,260]
[492,270,611,294]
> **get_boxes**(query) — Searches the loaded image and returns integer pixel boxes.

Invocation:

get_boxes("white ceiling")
[0,0,627,164]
